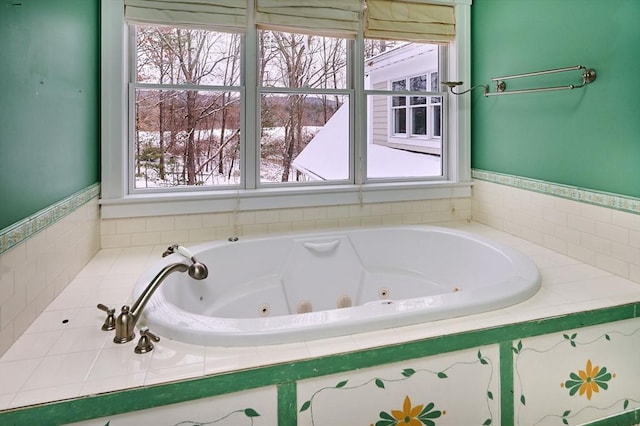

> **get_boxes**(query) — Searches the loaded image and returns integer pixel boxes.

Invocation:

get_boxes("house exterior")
[293,42,442,181]
[365,42,441,156]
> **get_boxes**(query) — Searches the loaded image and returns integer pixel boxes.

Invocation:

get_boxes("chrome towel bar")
[486,65,597,96]
[442,65,597,97]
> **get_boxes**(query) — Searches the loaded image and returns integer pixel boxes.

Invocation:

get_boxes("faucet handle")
[134,327,160,354]
[97,304,116,331]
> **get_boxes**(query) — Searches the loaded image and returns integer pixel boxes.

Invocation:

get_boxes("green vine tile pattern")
[513,323,640,425]
[101,408,260,426]
[374,395,444,426]
[300,350,495,426]
[562,359,614,401]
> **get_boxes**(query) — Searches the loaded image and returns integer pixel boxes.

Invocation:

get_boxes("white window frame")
[389,71,441,141]
[100,0,473,219]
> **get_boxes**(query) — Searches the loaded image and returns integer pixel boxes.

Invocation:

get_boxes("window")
[101,1,472,217]
[258,30,350,184]
[132,27,242,189]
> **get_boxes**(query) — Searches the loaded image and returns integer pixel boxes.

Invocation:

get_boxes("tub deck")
[1,221,639,412]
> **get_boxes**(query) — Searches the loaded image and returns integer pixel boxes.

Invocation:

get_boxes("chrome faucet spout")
[113,262,189,343]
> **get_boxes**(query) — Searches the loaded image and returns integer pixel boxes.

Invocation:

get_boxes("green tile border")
[499,341,514,426]
[472,169,640,215]
[0,302,638,425]
[0,183,100,255]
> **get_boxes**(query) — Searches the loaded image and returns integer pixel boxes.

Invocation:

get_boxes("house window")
[365,42,443,178]
[101,0,472,217]
[131,27,242,189]
[390,72,440,140]
[258,30,350,184]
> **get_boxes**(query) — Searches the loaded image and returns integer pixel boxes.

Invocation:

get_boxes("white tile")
[0,393,14,410]
[86,345,153,381]
[542,263,612,285]
[22,351,99,391]
[550,276,640,302]
[23,309,76,334]
[116,218,146,235]
[596,221,629,245]
[0,358,42,395]
[595,252,630,278]
[0,330,62,361]
[305,335,357,357]
[48,327,110,355]
[9,382,83,408]
[148,339,205,370]
[80,372,146,396]
[255,343,311,365]
[203,346,260,375]
[145,363,204,386]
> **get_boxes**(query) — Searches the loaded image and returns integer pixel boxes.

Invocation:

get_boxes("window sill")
[99,181,472,219]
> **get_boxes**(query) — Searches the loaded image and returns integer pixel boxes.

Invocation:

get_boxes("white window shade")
[365,0,455,43]
[256,0,361,38]
[124,0,247,32]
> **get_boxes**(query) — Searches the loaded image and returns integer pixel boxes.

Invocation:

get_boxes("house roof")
[292,103,442,180]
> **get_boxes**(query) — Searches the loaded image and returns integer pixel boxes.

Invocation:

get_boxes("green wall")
[471,0,640,199]
[0,0,100,230]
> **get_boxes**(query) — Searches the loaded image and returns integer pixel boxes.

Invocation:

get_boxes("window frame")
[100,0,473,219]
[389,71,442,141]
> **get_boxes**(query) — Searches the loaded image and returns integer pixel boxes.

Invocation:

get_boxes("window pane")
[135,26,241,86]
[260,94,349,183]
[391,80,406,91]
[392,96,406,107]
[433,105,442,137]
[411,106,427,135]
[259,30,347,89]
[367,95,442,179]
[430,72,441,104]
[134,89,241,188]
[393,108,406,134]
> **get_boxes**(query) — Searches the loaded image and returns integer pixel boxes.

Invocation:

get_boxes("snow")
[292,103,442,181]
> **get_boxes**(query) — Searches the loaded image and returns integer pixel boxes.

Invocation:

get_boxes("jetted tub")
[133,226,541,346]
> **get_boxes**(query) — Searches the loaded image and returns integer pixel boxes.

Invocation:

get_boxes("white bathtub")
[134,226,541,346]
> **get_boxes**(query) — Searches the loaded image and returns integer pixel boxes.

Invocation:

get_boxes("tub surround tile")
[22,350,100,391]
[0,189,100,356]
[9,383,84,409]
[145,362,205,386]
[0,222,639,413]
[0,329,64,362]
[48,326,110,356]
[473,176,640,285]
[100,199,473,249]
[203,346,261,375]
[79,372,147,398]
[148,339,206,370]
[0,358,42,395]
[305,335,358,357]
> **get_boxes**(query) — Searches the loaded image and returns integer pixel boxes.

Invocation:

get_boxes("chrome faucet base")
[99,244,208,353]
[114,334,135,344]
[135,327,160,354]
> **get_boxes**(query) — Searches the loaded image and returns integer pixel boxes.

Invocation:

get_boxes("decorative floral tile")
[513,317,640,425]
[65,386,277,426]
[297,346,500,426]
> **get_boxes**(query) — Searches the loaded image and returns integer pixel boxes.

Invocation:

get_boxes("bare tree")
[135,26,241,186]
[260,30,347,182]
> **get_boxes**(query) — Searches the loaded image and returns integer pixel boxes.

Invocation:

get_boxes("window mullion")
[353,31,365,185]
[243,1,258,190]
